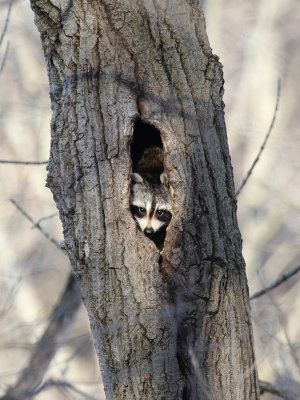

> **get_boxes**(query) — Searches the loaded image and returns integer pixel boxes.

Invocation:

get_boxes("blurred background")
[0,0,299,398]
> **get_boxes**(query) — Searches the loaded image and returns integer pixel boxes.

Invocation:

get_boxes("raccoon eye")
[131,205,146,218]
[156,209,172,222]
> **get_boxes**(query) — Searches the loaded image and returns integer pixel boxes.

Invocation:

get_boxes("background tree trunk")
[30,1,260,399]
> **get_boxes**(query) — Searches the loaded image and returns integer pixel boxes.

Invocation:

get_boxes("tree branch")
[0,159,48,165]
[34,212,59,226]
[0,41,10,75]
[0,0,13,47]
[1,201,83,400]
[259,379,298,400]
[10,199,62,251]
[29,378,98,400]
[250,264,300,300]
[2,273,82,400]
[236,79,281,197]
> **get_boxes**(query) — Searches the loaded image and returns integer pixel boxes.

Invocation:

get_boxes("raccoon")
[130,146,172,245]
[132,146,164,184]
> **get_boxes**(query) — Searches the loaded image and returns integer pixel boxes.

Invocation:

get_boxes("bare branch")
[0,159,48,165]
[259,379,298,400]
[236,79,281,197]
[0,0,18,7]
[33,212,59,226]
[250,264,300,300]
[0,41,9,75]
[1,201,83,399]
[30,378,98,400]
[276,299,300,371]
[0,0,13,47]
[10,199,62,251]
[3,273,82,400]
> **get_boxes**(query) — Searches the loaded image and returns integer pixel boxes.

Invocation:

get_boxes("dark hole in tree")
[130,119,171,252]
[131,119,163,170]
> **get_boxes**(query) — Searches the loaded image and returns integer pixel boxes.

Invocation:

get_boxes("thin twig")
[259,379,298,400]
[236,79,281,197]
[1,201,84,400]
[33,212,59,227]
[0,159,48,165]
[0,0,17,6]
[3,274,82,400]
[0,0,13,47]
[10,199,62,251]
[250,264,300,300]
[31,378,98,400]
[274,298,300,371]
[0,40,9,75]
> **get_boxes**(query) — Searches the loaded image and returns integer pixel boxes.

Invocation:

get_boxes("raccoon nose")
[144,227,154,235]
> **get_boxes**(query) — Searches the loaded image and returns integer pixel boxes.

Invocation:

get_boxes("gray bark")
[30,0,260,399]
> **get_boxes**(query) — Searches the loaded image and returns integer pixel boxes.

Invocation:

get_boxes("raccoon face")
[130,173,172,237]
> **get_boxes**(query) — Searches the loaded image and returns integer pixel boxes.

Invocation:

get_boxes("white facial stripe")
[134,214,167,233]
[151,217,165,232]
[146,201,152,215]
[133,201,152,232]
[135,216,148,232]
[132,201,170,233]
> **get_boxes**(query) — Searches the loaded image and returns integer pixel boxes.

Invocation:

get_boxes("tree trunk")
[30,1,259,399]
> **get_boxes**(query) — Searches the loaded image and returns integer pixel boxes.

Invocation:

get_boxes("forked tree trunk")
[30,1,259,399]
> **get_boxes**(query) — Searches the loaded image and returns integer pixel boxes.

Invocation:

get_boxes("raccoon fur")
[130,146,172,247]
[132,146,164,184]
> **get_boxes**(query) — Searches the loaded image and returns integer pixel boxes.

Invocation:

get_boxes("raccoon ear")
[131,173,144,184]
[160,173,168,186]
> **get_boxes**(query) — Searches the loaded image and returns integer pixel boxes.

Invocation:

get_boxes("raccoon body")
[133,146,164,184]
[130,146,172,241]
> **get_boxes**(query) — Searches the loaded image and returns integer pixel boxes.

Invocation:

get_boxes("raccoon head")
[130,172,172,237]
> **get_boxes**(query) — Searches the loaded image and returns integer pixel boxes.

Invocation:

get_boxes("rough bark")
[30,1,259,399]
